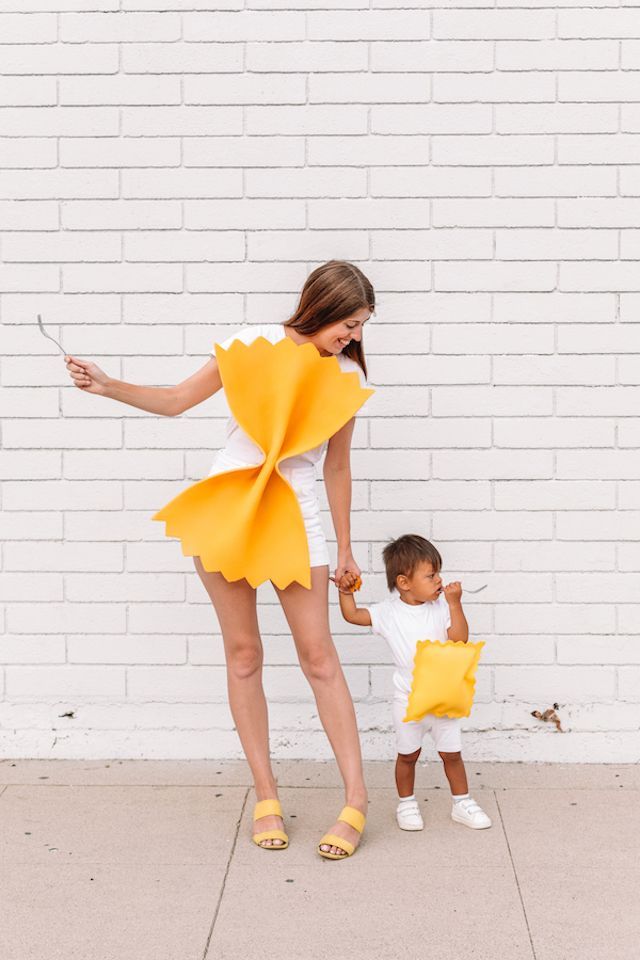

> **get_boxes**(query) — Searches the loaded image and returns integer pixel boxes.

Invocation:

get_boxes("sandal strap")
[253,829,288,845]
[337,805,366,833]
[253,798,283,821]
[317,833,355,857]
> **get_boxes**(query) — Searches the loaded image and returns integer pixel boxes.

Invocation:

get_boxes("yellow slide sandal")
[317,805,366,860]
[252,798,289,851]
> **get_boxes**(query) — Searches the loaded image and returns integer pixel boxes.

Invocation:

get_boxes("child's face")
[400,561,443,603]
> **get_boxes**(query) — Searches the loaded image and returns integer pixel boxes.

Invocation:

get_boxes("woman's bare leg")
[194,558,284,846]
[274,565,368,856]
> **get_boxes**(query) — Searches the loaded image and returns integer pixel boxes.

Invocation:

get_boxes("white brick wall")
[1,3,639,762]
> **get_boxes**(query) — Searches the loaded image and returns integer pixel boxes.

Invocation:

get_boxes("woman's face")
[313,307,371,356]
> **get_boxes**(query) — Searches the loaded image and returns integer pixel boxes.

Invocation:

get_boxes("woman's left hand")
[335,549,361,586]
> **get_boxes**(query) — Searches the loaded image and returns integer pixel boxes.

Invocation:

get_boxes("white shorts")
[209,452,329,570]
[392,695,462,755]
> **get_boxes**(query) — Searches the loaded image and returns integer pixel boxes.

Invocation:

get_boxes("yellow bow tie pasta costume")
[404,639,484,722]
[153,336,373,590]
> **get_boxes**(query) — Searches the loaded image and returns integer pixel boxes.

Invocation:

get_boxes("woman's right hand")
[64,355,111,396]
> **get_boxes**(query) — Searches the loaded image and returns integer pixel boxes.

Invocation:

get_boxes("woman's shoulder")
[215,323,285,352]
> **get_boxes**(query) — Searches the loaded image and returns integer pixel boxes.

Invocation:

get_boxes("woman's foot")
[318,797,367,857]
[254,810,286,847]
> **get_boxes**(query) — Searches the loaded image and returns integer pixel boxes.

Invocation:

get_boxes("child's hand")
[443,581,462,605]
[330,572,362,594]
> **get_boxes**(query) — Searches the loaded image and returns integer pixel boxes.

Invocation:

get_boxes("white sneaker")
[451,797,492,830]
[396,798,424,831]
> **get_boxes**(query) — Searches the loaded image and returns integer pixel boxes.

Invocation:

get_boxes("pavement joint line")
[201,785,249,960]
[495,790,538,960]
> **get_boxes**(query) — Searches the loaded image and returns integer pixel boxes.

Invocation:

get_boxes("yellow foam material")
[404,639,485,722]
[153,336,373,590]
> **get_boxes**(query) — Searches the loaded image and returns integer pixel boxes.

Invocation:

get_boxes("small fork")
[36,314,67,356]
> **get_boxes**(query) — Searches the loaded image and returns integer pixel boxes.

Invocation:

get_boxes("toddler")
[335,534,491,831]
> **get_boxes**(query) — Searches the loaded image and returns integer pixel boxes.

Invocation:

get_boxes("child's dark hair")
[382,534,442,592]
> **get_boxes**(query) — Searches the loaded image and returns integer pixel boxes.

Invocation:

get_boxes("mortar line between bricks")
[201,785,249,960]
[495,790,538,960]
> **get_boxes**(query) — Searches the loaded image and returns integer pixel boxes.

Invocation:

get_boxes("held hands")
[64,355,110,395]
[443,581,463,605]
[330,571,362,594]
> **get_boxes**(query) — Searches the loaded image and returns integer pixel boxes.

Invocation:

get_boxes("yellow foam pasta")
[404,639,485,722]
[153,335,373,590]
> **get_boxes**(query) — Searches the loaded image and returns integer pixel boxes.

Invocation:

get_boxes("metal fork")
[465,584,488,594]
[36,314,67,356]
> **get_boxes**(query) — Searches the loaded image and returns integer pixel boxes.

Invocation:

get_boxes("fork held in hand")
[36,314,67,356]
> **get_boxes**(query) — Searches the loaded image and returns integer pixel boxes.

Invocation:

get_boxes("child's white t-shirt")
[366,593,452,696]
[211,323,365,468]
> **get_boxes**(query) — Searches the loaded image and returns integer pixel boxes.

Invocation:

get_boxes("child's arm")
[332,574,372,627]
[444,582,469,643]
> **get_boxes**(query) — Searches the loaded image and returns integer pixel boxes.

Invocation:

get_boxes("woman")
[64,260,374,860]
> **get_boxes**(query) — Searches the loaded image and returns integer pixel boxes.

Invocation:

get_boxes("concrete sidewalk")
[0,759,637,960]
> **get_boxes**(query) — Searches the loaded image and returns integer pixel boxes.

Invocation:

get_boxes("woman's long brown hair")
[285,260,374,378]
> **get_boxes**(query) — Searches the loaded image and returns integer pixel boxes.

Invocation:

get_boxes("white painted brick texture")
[1,4,639,762]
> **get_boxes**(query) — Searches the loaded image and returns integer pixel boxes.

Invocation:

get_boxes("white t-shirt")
[367,593,452,696]
[211,323,366,469]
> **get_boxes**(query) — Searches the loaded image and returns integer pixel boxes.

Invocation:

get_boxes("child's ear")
[396,574,409,592]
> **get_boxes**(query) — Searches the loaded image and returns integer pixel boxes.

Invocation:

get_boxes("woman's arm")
[64,354,223,416]
[323,417,360,579]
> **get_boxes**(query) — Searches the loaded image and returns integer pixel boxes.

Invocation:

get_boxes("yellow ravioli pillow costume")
[153,336,373,590]
[404,639,484,722]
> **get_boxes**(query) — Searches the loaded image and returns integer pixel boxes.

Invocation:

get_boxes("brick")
[560,71,640,103]
[434,134,554,166]
[308,11,430,40]
[495,605,615,636]
[60,12,180,42]
[559,135,640,165]
[370,419,491,451]
[0,13,56,42]
[0,264,59,293]
[124,231,244,263]
[495,419,615,450]
[246,105,367,136]
[433,323,553,355]
[5,541,123,572]
[67,634,186,666]
[433,511,553,542]
[432,386,553,417]
[496,166,616,198]
[560,262,640,293]
[0,636,65,665]
[187,262,307,294]
[372,229,492,261]
[0,200,58,230]
[434,199,554,227]
[0,106,119,137]
[371,40,492,73]
[61,137,181,170]
[2,480,122,511]
[184,136,304,168]
[309,199,429,230]
[433,450,553,481]
[496,103,617,134]
[3,231,121,263]
[62,200,181,230]
[183,11,305,42]
[185,199,304,230]
[2,418,121,449]
[557,450,640,480]
[495,355,616,386]
[7,604,126,635]
[0,42,118,75]
[122,106,241,137]
[493,292,614,324]
[6,666,125,698]
[0,139,57,169]
[311,73,430,104]
[435,262,556,293]
[60,75,181,106]
[495,665,615,701]
[122,41,242,74]
[557,574,640,605]
[246,168,366,199]
[247,41,367,73]
[0,451,60,480]
[247,230,368,263]
[122,168,241,200]
[434,73,555,103]
[558,324,640,354]
[558,9,640,39]
[619,420,640,448]
[372,354,488,384]
[0,76,56,107]
[185,74,305,105]
[0,387,58,418]
[309,135,429,168]
[434,9,555,40]
[557,511,640,541]
[495,541,615,572]
[496,39,619,71]
[370,166,491,197]
[63,263,182,294]
[372,104,491,135]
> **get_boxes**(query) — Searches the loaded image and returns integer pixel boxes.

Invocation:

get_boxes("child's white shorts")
[392,695,462,755]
